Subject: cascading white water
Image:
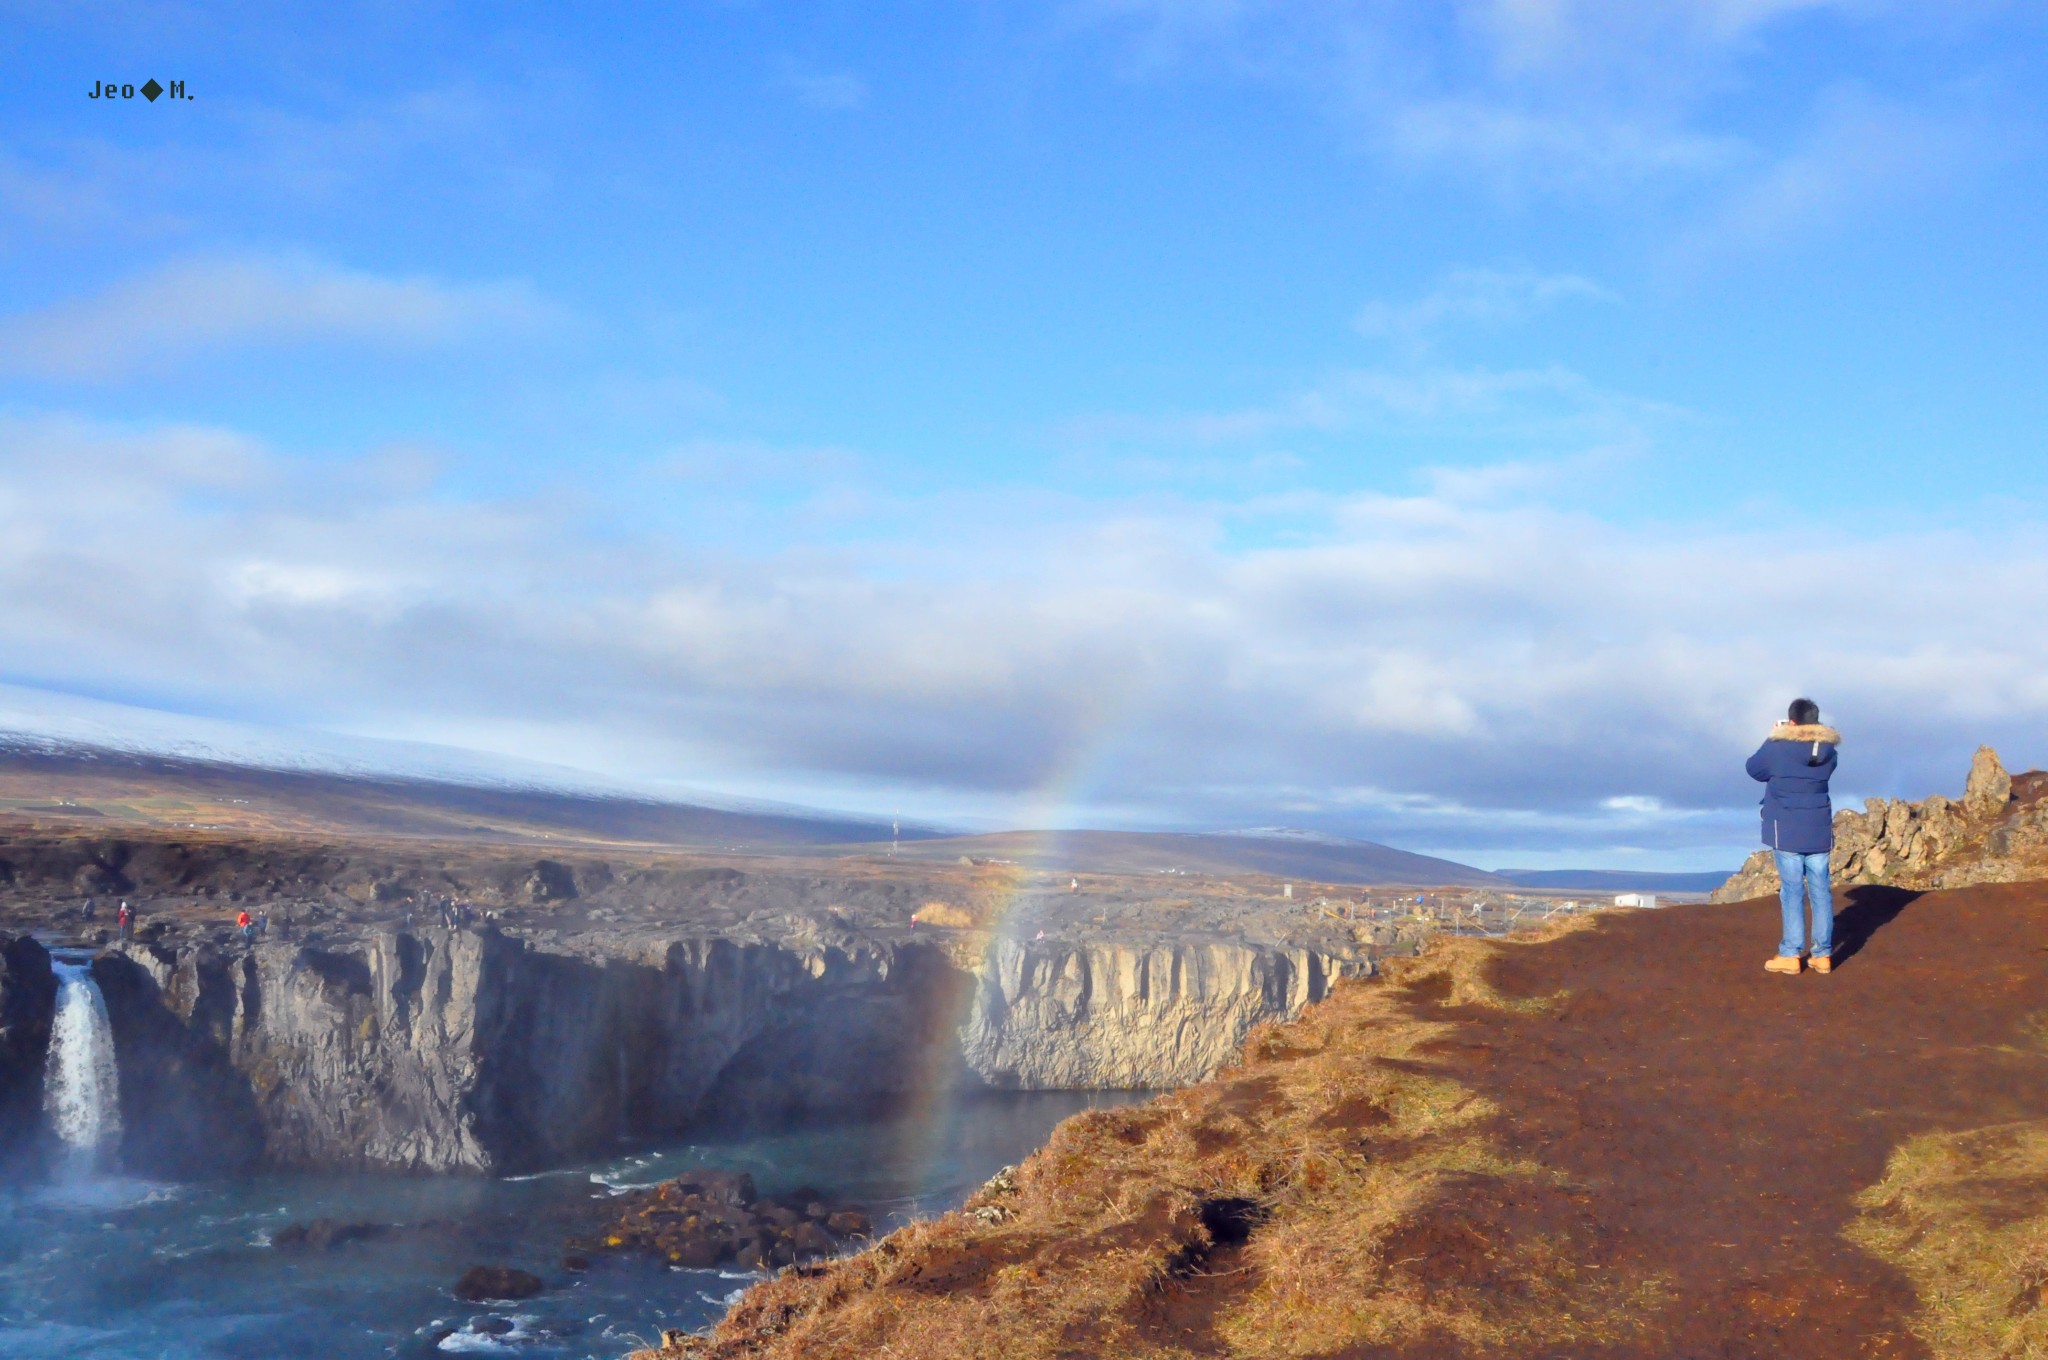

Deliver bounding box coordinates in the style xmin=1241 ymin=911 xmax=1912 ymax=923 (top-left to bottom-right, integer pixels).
xmin=44 ymin=960 xmax=122 ymax=1171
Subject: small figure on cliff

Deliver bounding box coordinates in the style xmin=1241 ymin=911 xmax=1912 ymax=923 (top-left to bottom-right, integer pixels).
xmin=257 ymin=909 xmax=269 ymax=936
xmin=117 ymin=901 xmax=131 ymax=940
xmin=1746 ymin=698 xmax=1840 ymax=975
xmin=237 ymin=907 xmax=254 ymax=944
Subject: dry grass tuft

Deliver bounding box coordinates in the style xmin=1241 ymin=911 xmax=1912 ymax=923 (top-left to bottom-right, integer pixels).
xmin=1846 ymin=1119 xmax=2048 ymax=1359
xmin=636 ymin=918 xmax=1654 ymax=1360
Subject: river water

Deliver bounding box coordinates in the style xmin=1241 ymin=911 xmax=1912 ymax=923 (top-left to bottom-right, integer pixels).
xmin=4 ymin=1004 xmax=1145 ymax=1360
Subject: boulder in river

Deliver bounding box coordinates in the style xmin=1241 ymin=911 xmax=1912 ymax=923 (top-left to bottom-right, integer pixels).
xmin=270 ymin=1219 xmax=389 ymax=1252
xmin=452 ymin=1265 xmax=545 ymax=1301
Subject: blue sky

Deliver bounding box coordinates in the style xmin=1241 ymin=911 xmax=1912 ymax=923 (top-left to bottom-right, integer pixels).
xmin=3 ymin=1 xmax=2047 ymax=869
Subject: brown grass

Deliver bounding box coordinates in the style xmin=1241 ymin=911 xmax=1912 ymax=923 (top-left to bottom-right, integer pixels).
xmin=633 ymin=914 xmax=1663 ymax=1360
xmin=1845 ymin=1119 xmax=2048 ymax=1359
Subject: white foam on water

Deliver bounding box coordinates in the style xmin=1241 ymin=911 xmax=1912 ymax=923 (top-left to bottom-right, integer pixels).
xmin=435 ymin=1313 xmax=542 ymax=1352
xmin=20 ymin=1176 xmax=174 ymax=1214
xmin=586 ymin=1152 xmax=659 ymax=1192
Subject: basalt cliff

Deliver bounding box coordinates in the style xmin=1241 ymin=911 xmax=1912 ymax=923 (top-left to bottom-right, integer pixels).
xmin=1714 ymin=745 xmax=2048 ymax=900
xmin=0 ymin=833 xmax=1370 ymax=1176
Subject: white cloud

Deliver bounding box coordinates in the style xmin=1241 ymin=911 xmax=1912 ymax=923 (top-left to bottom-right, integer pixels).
xmin=1673 ymin=84 xmax=1987 ymax=259
xmin=1354 ymin=267 xmax=1614 ymax=342
xmin=1068 ymin=0 xmax=2012 ymax=222
xmin=778 ymin=61 xmax=870 ymax=111
xmin=1061 ymin=360 xmax=1675 ymax=449
xmin=0 ymin=256 xmax=556 ymax=381
xmin=3 ymin=409 xmax=2047 ymax=865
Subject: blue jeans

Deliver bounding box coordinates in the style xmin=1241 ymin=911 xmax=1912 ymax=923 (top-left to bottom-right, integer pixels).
xmin=1775 ymin=850 xmax=1833 ymax=959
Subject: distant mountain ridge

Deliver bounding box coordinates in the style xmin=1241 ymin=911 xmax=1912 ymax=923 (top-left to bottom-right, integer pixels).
xmin=0 ymin=741 xmax=925 ymax=850
xmin=0 ymin=681 xmax=836 ymax=817
xmin=0 ymin=681 xmax=938 ymax=847
xmin=877 ymin=828 xmax=1503 ymax=887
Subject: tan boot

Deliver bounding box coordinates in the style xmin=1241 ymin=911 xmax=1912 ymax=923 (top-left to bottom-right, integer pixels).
xmin=1808 ymin=956 xmax=1832 ymax=974
xmin=1764 ymin=955 xmax=1803 ymax=974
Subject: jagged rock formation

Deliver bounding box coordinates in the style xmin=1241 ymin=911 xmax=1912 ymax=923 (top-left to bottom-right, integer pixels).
xmin=0 ymin=922 xmax=1361 ymax=1176
xmin=1715 ymin=746 xmax=2048 ymax=901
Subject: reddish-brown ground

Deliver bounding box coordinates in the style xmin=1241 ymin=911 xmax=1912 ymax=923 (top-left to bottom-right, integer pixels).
xmin=1419 ymin=881 xmax=2048 ymax=1358
xmin=648 ymin=883 xmax=2048 ymax=1360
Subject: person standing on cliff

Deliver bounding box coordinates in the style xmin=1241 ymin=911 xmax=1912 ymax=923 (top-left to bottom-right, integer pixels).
xmin=1746 ymin=698 xmax=1840 ymax=975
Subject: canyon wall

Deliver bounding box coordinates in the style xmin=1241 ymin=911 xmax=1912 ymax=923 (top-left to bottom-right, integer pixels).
xmin=962 ymin=938 xmax=1347 ymax=1089
xmin=0 ymin=925 xmax=1362 ymax=1176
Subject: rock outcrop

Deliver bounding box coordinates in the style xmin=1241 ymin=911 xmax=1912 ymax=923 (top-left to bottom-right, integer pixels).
xmin=1715 ymin=747 xmax=2048 ymax=901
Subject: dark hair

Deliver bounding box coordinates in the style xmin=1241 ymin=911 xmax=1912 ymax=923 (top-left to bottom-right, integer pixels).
xmin=1787 ymin=697 xmax=1820 ymax=725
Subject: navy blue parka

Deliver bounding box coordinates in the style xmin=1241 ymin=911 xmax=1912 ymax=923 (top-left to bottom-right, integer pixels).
xmin=1745 ymin=724 xmax=1840 ymax=855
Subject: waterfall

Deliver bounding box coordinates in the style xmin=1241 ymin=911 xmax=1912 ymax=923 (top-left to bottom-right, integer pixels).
xmin=44 ymin=960 xmax=122 ymax=1172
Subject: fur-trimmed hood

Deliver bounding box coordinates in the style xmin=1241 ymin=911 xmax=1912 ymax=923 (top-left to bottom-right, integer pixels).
xmin=1769 ymin=723 xmax=1840 ymax=745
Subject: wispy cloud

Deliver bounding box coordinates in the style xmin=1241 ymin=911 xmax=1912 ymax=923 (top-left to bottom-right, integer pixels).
xmin=0 ymin=256 xmax=558 ymax=381
xmin=1060 ymin=361 xmax=1674 ymax=450
xmin=1354 ymin=267 xmax=1614 ymax=343
xmin=778 ymin=61 xmax=870 ymax=111
xmin=1068 ymin=0 xmax=2014 ymax=227
xmin=1673 ymin=83 xmax=1993 ymax=260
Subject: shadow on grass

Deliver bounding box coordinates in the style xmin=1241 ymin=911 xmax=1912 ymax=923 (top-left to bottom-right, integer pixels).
xmin=1832 ymin=885 xmax=1923 ymax=966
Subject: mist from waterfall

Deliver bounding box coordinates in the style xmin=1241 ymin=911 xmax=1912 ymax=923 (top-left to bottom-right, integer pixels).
xmin=44 ymin=960 xmax=122 ymax=1173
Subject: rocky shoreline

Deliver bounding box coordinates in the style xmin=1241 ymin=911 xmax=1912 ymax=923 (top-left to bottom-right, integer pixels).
xmin=576 ymin=1169 xmax=872 ymax=1273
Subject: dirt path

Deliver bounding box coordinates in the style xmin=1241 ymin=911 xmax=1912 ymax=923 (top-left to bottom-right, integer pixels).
xmin=1411 ymin=883 xmax=2048 ymax=1358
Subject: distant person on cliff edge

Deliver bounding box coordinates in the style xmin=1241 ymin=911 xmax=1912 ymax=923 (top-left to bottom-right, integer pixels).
xmin=1746 ymin=698 xmax=1840 ymax=975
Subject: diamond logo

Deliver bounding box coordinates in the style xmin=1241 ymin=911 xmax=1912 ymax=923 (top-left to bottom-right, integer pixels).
xmin=141 ymin=79 xmax=163 ymax=102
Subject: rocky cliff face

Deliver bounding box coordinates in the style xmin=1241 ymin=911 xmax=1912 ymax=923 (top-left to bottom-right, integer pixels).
xmin=962 ymin=938 xmax=1347 ymax=1089
xmin=9 ymin=923 xmax=1360 ymax=1176
xmin=1715 ymin=747 xmax=2048 ymax=901
xmin=0 ymin=935 xmax=55 ymax=1168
